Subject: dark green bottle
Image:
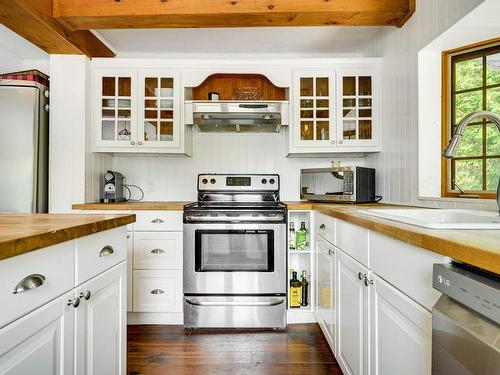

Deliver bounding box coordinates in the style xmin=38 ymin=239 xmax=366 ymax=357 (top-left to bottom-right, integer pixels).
xmin=301 ymin=270 xmax=309 ymax=306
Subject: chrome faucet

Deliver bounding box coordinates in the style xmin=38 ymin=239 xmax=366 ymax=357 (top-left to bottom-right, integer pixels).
xmin=443 ymin=110 xmax=500 ymax=215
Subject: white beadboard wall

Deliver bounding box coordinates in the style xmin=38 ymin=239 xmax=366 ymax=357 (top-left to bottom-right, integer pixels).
xmin=109 ymin=131 xmax=366 ymax=201
xmin=365 ymin=0 xmax=497 ymax=211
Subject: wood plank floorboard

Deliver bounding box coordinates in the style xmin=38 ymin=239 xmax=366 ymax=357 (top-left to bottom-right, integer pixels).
xmin=127 ymin=323 xmax=343 ymax=375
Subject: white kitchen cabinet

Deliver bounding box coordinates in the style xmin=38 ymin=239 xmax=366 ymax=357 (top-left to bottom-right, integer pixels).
xmin=92 ymin=68 xmax=191 ymax=154
xmin=314 ymin=235 xmax=336 ymax=350
xmin=336 ymin=250 xmax=370 ymax=375
xmin=288 ymin=65 xmax=381 ymax=156
xmin=93 ymin=68 xmax=138 ymax=149
xmin=133 ymin=231 xmax=183 ymax=270
xmin=0 ymin=291 xmax=74 ymax=375
xmin=336 ymin=68 xmax=379 ymax=147
xmin=370 ymin=275 xmax=431 ymax=375
xmin=75 ymin=263 xmax=126 ymax=375
xmin=133 ymin=270 xmax=183 ymax=313
xmin=127 ymin=232 xmax=133 ymax=312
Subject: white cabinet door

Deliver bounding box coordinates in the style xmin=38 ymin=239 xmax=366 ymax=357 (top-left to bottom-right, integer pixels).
xmin=292 ymin=71 xmax=336 ymax=148
xmin=336 ymin=67 xmax=379 ymax=147
xmin=0 ymin=291 xmax=74 ymax=375
xmin=137 ymin=70 xmax=181 ymax=149
xmin=75 ymin=263 xmax=126 ymax=375
xmin=127 ymin=232 xmax=133 ymax=312
xmin=93 ymin=68 xmax=138 ymax=150
xmin=337 ymin=250 xmax=369 ymax=375
xmin=370 ymin=275 xmax=432 ymax=375
xmin=314 ymin=235 xmax=335 ymax=350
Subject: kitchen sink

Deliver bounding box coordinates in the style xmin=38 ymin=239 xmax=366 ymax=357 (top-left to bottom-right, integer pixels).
xmin=357 ymin=208 xmax=500 ymax=229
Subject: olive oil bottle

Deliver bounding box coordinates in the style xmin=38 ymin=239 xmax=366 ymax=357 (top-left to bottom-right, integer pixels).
xmin=296 ymin=221 xmax=308 ymax=250
xmin=289 ymin=269 xmax=302 ymax=308
xmin=300 ymin=270 xmax=309 ymax=306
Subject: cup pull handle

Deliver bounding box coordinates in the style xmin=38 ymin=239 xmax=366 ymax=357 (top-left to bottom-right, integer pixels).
xmin=150 ymin=248 xmax=165 ymax=254
xmin=99 ymin=245 xmax=114 ymax=257
xmin=151 ymin=289 xmax=164 ymax=295
xmin=151 ymin=218 xmax=164 ymax=224
xmin=12 ymin=274 xmax=46 ymax=294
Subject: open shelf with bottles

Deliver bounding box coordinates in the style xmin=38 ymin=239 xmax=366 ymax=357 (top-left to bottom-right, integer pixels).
xmin=287 ymin=210 xmax=315 ymax=322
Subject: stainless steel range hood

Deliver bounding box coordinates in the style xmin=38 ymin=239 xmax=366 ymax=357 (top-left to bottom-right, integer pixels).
xmin=185 ymin=101 xmax=289 ymax=133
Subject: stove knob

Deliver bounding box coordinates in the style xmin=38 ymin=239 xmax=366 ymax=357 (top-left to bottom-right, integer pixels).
xmin=269 ymin=178 xmax=275 ymax=184
xmin=202 ymin=178 xmax=208 ymax=184
xmin=210 ymin=178 xmax=216 ymax=184
xmin=261 ymin=178 xmax=267 ymax=184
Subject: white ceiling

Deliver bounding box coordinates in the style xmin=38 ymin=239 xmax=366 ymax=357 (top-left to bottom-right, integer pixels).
xmin=95 ymin=26 xmax=382 ymax=56
xmin=0 ymin=24 xmax=48 ymax=60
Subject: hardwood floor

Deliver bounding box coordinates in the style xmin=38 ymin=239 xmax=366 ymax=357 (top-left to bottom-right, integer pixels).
xmin=127 ymin=323 xmax=343 ymax=375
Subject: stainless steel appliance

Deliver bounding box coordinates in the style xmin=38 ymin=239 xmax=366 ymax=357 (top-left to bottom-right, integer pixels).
xmin=185 ymin=101 xmax=289 ymax=133
xmin=101 ymin=170 xmax=126 ymax=202
xmin=300 ymin=166 xmax=376 ymax=203
xmin=183 ymin=174 xmax=287 ymax=328
xmin=432 ymin=263 xmax=500 ymax=374
xmin=0 ymin=71 xmax=49 ymax=213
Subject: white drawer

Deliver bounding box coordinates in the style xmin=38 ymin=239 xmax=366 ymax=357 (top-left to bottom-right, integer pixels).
xmin=0 ymin=241 xmax=75 ymax=328
xmin=314 ymin=212 xmax=335 ymax=245
xmin=133 ymin=232 xmax=182 ymax=270
xmin=75 ymin=227 xmax=127 ymax=285
xmin=133 ymin=211 xmax=183 ymax=231
xmin=77 ymin=210 xmax=134 ymax=230
xmin=133 ymin=270 xmax=183 ymax=312
xmin=335 ymin=219 xmax=369 ymax=267
xmin=370 ymin=231 xmax=445 ymax=310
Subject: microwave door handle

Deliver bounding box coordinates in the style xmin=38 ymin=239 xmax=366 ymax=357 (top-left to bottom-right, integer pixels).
xmin=185 ymin=298 xmax=284 ymax=307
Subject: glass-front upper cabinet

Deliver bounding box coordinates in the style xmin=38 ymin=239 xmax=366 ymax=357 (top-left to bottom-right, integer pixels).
xmin=336 ymin=68 xmax=378 ymax=146
xmin=293 ymin=71 xmax=335 ymax=146
xmin=138 ymin=70 xmax=180 ymax=148
xmin=94 ymin=69 xmax=137 ymax=147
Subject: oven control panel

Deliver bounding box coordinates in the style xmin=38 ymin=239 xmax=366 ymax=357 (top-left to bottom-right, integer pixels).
xmin=198 ymin=174 xmax=280 ymax=191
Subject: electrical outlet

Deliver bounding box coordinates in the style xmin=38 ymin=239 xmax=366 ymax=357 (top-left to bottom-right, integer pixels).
xmin=147 ymin=181 xmax=155 ymax=193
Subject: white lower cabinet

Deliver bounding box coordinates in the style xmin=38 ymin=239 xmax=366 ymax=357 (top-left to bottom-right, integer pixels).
xmin=314 ymin=235 xmax=336 ymax=350
xmin=133 ymin=270 xmax=183 ymax=313
xmin=336 ymin=250 xmax=370 ymax=375
xmin=0 ymin=291 xmax=74 ymax=375
xmin=370 ymin=275 xmax=431 ymax=375
xmin=75 ymin=263 xmax=126 ymax=375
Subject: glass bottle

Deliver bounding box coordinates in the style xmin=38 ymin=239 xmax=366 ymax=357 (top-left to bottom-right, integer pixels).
xmin=289 ymin=222 xmax=296 ymax=250
xmin=289 ymin=269 xmax=302 ymax=308
xmin=300 ymin=270 xmax=309 ymax=307
xmin=296 ymin=221 xmax=308 ymax=250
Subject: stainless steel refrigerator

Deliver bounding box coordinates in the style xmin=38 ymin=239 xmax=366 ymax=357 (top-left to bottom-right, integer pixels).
xmin=0 ymin=76 xmax=49 ymax=213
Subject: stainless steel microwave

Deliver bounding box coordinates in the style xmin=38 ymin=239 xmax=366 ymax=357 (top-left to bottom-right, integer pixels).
xmin=300 ymin=167 xmax=376 ymax=203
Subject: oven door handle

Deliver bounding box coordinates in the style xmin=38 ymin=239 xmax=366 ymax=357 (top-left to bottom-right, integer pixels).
xmin=184 ymin=297 xmax=285 ymax=307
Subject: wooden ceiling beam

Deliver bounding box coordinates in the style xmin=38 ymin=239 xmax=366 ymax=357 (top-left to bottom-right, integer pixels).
xmin=0 ymin=0 xmax=114 ymax=58
xmin=53 ymin=0 xmax=416 ymax=30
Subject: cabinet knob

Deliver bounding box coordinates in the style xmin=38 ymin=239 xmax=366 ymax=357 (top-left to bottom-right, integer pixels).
xmin=138 ymin=141 xmax=143 ymax=145
xmin=67 ymin=297 xmax=80 ymax=308
xmin=130 ymin=141 xmax=135 ymax=145
xmin=126 ymin=233 xmax=131 ymax=239
xmin=150 ymin=289 xmax=164 ymax=295
xmin=12 ymin=274 xmax=46 ymax=294
xmin=331 ymin=140 xmax=336 ymax=144
xmin=364 ymin=276 xmax=373 ymax=287
xmin=358 ymin=272 xmax=364 ymax=281
xmin=319 ymin=224 xmax=326 ymax=230
xmin=80 ymin=291 xmax=91 ymax=300
xmin=339 ymin=140 xmax=344 ymax=144
xmin=328 ymin=249 xmax=334 ymax=256
xmin=99 ymin=245 xmax=114 ymax=257
xmin=150 ymin=248 xmax=165 ymax=254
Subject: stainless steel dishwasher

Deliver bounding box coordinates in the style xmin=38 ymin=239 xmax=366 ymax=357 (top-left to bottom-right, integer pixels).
xmin=432 ymin=263 xmax=500 ymax=374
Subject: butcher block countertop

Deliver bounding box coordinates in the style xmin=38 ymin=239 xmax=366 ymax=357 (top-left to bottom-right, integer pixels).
xmin=0 ymin=213 xmax=135 ymax=261
xmin=288 ymin=201 xmax=500 ymax=275
xmin=72 ymin=201 xmax=191 ymax=211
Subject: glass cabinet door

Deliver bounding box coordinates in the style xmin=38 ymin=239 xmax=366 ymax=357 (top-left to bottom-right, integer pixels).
xmin=138 ymin=71 xmax=180 ymax=148
xmin=96 ymin=71 xmax=137 ymax=146
xmin=337 ymin=69 xmax=377 ymax=145
xmin=295 ymin=72 xmax=334 ymax=144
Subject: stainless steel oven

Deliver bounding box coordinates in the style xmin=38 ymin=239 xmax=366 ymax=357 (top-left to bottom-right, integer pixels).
xmin=183 ymin=174 xmax=287 ymax=329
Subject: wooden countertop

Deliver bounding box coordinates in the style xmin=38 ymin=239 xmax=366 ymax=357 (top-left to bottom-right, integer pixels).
xmin=0 ymin=213 xmax=135 ymax=261
xmin=289 ymin=202 xmax=500 ymax=275
xmin=72 ymin=201 xmax=191 ymax=211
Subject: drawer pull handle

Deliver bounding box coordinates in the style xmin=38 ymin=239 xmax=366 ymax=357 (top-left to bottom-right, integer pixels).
xmin=151 ymin=218 xmax=164 ymax=224
xmin=99 ymin=245 xmax=114 ymax=257
xmin=185 ymin=297 xmax=284 ymax=307
xmin=150 ymin=248 xmax=165 ymax=254
xmin=319 ymin=224 xmax=326 ymax=230
xmin=12 ymin=274 xmax=46 ymax=294
xmin=150 ymin=289 xmax=164 ymax=295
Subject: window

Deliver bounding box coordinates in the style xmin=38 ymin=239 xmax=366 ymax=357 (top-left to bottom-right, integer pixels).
xmin=442 ymin=40 xmax=500 ymax=198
